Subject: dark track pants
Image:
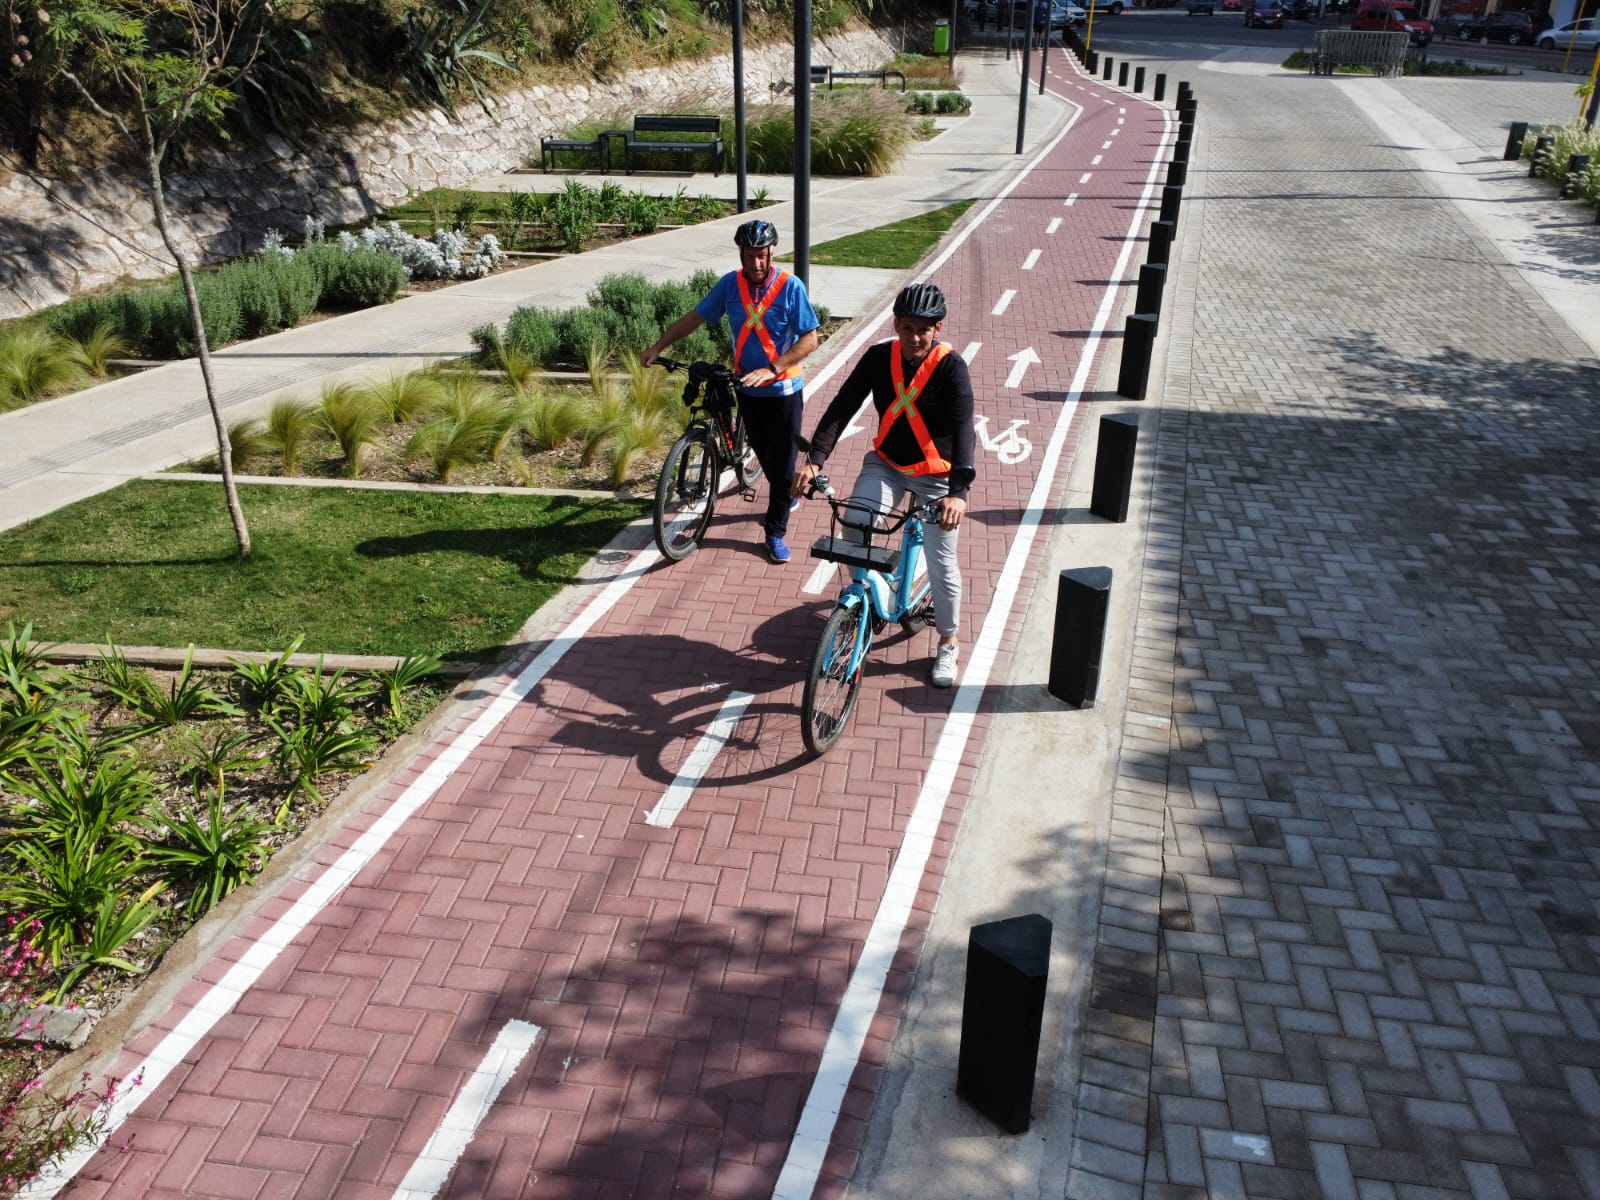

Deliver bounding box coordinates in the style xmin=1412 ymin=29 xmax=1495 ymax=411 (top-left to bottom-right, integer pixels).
xmin=736 ymin=389 xmax=803 ymax=539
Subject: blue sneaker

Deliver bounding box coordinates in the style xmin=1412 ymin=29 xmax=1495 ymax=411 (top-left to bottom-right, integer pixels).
xmin=790 ymin=498 xmax=801 ymax=512
xmin=766 ymin=536 xmax=790 ymax=564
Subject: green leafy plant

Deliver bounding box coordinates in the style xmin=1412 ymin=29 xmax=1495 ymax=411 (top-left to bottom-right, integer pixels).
xmin=279 ymin=660 xmax=377 ymax=731
xmin=270 ymin=722 xmax=377 ymax=818
xmin=95 ymin=644 xmax=238 ymax=727
xmin=175 ymin=727 xmax=268 ymax=791
xmin=143 ymin=791 xmax=270 ymax=917
xmin=2 ymin=732 xmax=155 ymax=851
xmin=396 ymin=0 xmax=514 ymax=118
xmin=51 ymin=884 xmax=166 ymax=1000
xmin=373 ymin=654 xmax=443 ymax=717
xmin=229 ymin=635 xmax=305 ymax=712
xmin=0 ymin=831 xmax=148 ymax=971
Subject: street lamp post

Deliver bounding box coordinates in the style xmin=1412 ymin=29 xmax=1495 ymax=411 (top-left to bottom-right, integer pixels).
xmin=733 ymin=0 xmax=747 ymax=212
xmin=795 ymin=0 xmax=812 ymax=289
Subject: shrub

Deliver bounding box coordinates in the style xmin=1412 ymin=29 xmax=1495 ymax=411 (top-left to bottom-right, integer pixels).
xmin=301 ymin=243 xmax=406 ymax=309
xmin=496 ymin=307 xmax=563 ymax=366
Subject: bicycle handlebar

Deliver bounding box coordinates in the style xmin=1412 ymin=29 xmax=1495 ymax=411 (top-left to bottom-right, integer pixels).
xmin=804 ymin=474 xmax=942 ymax=530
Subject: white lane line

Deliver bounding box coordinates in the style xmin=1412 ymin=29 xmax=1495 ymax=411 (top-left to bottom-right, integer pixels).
xmin=1078 ymin=171 xmax=1093 ymax=183
xmin=772 ymin=85 xmax=1177 ymax=1200
xmin=992 ymin=289 xmax=1017 ymax=316
xmin=1091 ymin=154 xmax=1103 ymax=166
xmin=1046 ymin=217 xmax=1061 ymax=235
xmin=1101 ymin=140 xmax=1113 ymax=150
xmin=1065 ymin=192 xmax=1079 ymax=206
xmin=1021 ymin=249 xmax=1041 ymax=270
xmin=392 ymin=1021 xmax=542 ymax=1200
xmin=802 ymin=560 xmax=838 ymax=595
xmin=960 ymin=340 xmax=982 ymax=363
xmin=643 ymin=691 xmax=755 ymax=827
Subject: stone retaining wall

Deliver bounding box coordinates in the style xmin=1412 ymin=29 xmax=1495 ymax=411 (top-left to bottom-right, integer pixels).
xmin=0 ymin=25 xmax=904 ymax=320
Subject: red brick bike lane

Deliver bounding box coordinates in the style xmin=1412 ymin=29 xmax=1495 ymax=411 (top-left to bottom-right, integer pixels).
xmin=43 ymin=61 xmax=1174 ymax=1200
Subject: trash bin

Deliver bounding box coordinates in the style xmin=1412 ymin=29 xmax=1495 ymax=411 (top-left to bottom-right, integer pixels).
xmin=934 ymin=17 xmax=951 ymax=53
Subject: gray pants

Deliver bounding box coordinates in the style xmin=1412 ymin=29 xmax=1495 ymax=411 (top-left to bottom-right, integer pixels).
xmin=842 ymin=451 xmax=963 ymax=639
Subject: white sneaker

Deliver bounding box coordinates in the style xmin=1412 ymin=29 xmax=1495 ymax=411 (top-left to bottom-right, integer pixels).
xmin=931 ymin=642 xmax=960 ymax=689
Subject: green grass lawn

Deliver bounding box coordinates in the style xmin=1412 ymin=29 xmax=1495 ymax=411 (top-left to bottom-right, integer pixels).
xmin=788 ymin=200 xmax=977 ymax=271
xmin=0 ymin=481 xmax=647 ymax=661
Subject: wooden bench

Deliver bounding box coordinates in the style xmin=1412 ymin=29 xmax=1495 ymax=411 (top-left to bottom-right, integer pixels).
xmin=1310 ymin=29 xmax=1411 ymax=75
xmin=622 ymin=115 xmax=725 ymax=176
xmin=538 ymin=134 xmax=602 ymax=173
xmin=825 ymin=69 xmax=908 ymax=93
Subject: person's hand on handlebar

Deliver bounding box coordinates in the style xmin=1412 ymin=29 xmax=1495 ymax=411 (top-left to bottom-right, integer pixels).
xmin=936 ymin=495 xmax=966 ymax=532
xmin=640 ymin=346 xmax=664 ymax=368
xmin=792 ymin=461 xmax=821 ymax=498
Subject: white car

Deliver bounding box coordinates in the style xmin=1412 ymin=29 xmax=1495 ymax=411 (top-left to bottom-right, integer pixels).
xmin=1053 ymin=1 xmax=1089 ymax=27
xmin=1536 ymin=18 xmax=1600 ymax=50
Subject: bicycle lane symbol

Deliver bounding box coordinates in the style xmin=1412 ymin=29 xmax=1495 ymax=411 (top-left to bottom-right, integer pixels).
xmin=974 ymin=414 xmax=1032 ymax=465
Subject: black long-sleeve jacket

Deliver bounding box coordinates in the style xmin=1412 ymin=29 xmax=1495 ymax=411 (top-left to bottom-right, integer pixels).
xmin=804 ymin=342 xmax=976 ymax=501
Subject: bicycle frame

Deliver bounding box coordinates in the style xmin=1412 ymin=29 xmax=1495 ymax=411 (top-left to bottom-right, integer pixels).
xmin=819 ymin=499 xmax=934 ymax=681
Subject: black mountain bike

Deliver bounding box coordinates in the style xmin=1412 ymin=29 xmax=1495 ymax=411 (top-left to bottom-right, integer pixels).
xmin=651 ymin=358 xmax=763 ymax=561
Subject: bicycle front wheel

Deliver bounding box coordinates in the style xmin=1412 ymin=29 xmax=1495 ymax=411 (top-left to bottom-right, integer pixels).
xmin=729 ymin=405 xmax=764 ymax=490
xmin=653 ymin=431 xmax=717 ymax=561
xmin=802 ymin=604 xmax=868 ymax=756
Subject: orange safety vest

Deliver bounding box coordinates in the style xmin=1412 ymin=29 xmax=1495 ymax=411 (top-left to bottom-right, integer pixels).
xmin=734 ymin=269 xmax=797 ymax=382
xmin=875 ymin=342 xmax=953 ymax=476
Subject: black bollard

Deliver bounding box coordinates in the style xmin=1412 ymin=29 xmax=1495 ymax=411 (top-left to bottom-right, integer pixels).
xmin=1090 ymin=413 xmax=1140 ymax=523
xmin=1048 ymin=568 xmax=1112 ymax=706
xmin=1119 ymin=61 xmax=1129 ymax=88
xmin=1167 ymin=157 xmax=1187 ymax=188
xmin=1135 ymin=262 xmax=1167 ymax=315
xmin=1134 ymin=66 xmax=1145 ymax=93
xmin=1087 ymin=48 xmax=1098 ymax=72
xmin=1561 ymin=155 xmax=1590 ymax=199
xmin=1117 ymin=313 xmax=1158 ymax=400
xmin=1160 ymin=184 xmax=1182 ymax=224
xmin=956 ymin=914 xmax=1053 ymax=1134
xmin=1531 ymin=135 xmax=1553 ymax=178
xmin=1176 ymin=126 xmax=1192 ymax=153
xmin=1103 ymin=55 xmax=1114 ymax=80
xmin=1154 ymin=72 xmax=1167 ymax=103
xmin=1503 ymin=121 xmax=1529 ymax=161
xmin=1147 ymin=218 xmax=1175 ymax=266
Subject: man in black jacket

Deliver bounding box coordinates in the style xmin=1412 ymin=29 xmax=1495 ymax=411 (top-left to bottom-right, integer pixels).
xmin=792 ymin=282 xmax=976 ymax=688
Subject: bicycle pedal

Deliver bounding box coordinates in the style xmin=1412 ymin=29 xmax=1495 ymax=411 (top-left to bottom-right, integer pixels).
xmin=739 ymin=486 xmax=757 ymax=503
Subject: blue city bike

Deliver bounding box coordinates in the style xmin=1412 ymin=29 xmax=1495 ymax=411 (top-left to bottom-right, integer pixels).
xmin=651 ymin=358 xmax=763 ymax=561
xmin=798 ymin=463 xmax=976 ymax=755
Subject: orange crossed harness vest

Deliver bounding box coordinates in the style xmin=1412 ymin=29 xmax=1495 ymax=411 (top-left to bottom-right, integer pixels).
xmin=735 ymin=269 xmax=798 ymax=383
xmin=875 ymin=341 xmax=953 ymax=476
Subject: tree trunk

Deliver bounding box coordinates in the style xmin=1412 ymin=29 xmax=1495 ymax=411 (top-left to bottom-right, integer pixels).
xmin=144 ymin=148 xmax=252 ymax=559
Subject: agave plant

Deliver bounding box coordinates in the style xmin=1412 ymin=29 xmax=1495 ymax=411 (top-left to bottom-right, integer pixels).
xmin=397 ymin=0 xmax=514 ymax=119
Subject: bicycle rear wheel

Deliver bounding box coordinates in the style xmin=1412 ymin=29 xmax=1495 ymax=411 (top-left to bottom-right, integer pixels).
xmin=729 ymin=403 xmax=764 ymax=490
xmin=802 ymin=604 xmax=868 ymax=756
xmin=653 ymin=430 xmax=717 ymax=560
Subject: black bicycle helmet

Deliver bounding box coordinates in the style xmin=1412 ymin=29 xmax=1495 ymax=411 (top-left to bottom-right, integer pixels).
xmin=733 ymin=219 xmax=779 ymax=249
xmin=893 ymin=282 xmax=947 ymax=321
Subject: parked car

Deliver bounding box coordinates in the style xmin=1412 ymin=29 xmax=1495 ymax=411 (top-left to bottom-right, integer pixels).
xmin=1281 ymin=0 xmax=1313 ymax=18
xmin=1221 ymin=0 xmax=1243 ymax=9
xmin=1350 ymin=0 xmax=1433 ymax=43
xmin=1052 ymin=1 xmax=1090 ymax=28
xmin=1454 ymin=10 xmax=1538 ymax=42
xmin=1243 ymin=0 xmax=1285 ymax=25
xmin=1537 ymin=17 xmax=1600 ymax=49
xmin=1188 ymin=0 xmax=1216 ymax=13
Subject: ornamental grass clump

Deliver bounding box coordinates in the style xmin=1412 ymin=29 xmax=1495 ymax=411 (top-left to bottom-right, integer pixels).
xmin=0 ymin=326 xmax=86 ymax=412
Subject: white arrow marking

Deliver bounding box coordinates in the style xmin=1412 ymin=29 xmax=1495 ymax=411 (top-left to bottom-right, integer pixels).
xmin=1004 ymin=348 xmax=1041 ymax=389
xmin=1022 ymin=249 xmax=1041 ymax=270
xmin=644 ymin=691 xmax=755 ymax=827
xmin=392 ymin=1021 xmax=542 ymax=1200
xmin=992 ymin=289 xmax=1017 ymax=316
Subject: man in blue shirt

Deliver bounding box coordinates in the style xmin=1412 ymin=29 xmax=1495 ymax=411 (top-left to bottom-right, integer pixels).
xmin=643 ymin=220 xmax=821 ymax=564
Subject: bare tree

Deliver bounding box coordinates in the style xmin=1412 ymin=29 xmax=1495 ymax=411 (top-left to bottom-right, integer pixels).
xmin=45 ymin=0 xmax=266 ymax=557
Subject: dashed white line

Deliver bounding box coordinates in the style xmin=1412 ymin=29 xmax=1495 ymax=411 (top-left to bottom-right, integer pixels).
xmin=802 ymin=560 xmax=838 ymax=595
xmin=1091 ymin=155 xmax=1103 ymax=166
xmin=1101 ymin=140 xmax=1113 ymax=150
xmin=992 ymin=289 xmax=1017 ymax=316
xmin=1046 ymin=217 xmax=1061 ymax=235
xmin=643 ymin=690 xmax=755 ymax=827
xmin=1078 ymin=172 xmax=1092 ymax=183
xmin=1065 ymin=192 xmax=1079 ymax=206
xmin=960 ymin=340 xmax=982 ymax=363
xmin=1021 ymin=249 xmax=1041 ymax=270
xmin=392 ymin=1021 xmax=542 ymax=1200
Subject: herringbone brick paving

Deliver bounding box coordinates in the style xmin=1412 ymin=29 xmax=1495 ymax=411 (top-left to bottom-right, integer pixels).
xmin=51 ymin=61 xmax=1172 ymax=1200
xmin=1080 ymin=62 xmax=1600 ymax=1200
